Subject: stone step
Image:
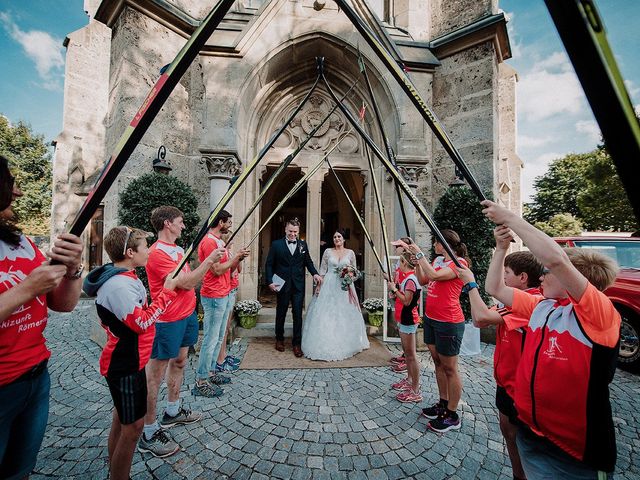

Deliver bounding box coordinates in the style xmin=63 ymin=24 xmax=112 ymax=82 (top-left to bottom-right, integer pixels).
xmin=235 ymin=321 xmax=291 ymax=338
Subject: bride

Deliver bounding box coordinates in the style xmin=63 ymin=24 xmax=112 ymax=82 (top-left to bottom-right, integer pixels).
xmin=302 ymin=229 xmax=370 ymax=361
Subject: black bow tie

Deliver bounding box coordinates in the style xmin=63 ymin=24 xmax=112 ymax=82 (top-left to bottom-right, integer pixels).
xmin=287 ymin=240 xmax=297 ymax=244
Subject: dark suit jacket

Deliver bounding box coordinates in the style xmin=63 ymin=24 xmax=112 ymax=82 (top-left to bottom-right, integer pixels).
xmin=265 ymin=238 xmax=319 ymax=292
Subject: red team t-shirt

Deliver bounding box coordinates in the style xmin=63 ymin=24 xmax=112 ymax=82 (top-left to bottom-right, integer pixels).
xmin=146 ymin=241 xmax=196 ymax=322
xmin=0 ymin=236 xmax=50 ymax=385
xmin=425 ymin=256 xmax=467 ymax=323
xmin=199 ymin=233 xmax=231 ymax=299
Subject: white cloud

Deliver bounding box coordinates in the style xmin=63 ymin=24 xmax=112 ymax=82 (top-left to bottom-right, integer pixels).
xmin=517 ymin=52 xmax=584 ymax=121
xmin=0 ymin=12 xmax=64 ymax=91
xmin=521 ymin=151 xmax=563 ymax=202
xmin=518 ymin=134 xmax=554 ymax=149
xmin=575 ymin=119 xmax=601 ymax=143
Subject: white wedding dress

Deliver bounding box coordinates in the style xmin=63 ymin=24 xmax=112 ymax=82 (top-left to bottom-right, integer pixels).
xmin=302 ymin=248 xmax=370 ymax=361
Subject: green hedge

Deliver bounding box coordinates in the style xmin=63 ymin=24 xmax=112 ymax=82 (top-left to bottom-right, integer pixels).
xmin=118 ymin=172 xmax=200 ymax=292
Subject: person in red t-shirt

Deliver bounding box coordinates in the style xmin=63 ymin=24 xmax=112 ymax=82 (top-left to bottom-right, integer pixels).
xmin=388 ymin=252 xmax=422 ymax=403
xmin=401 ymin=229 xmax=469 ymax=433
xmin=0 ymin=155 xmax=83 ymax=479
xmin=482 ymin=201 xmax=620 ymax=478
xmin=193 ymin=211 xmax=248 ymax=397
xmin=216 ymin=230 xmax=242 ymax=370
xmin=458 ymin=241 xmax=543 ymax=480
xmin=83 ymin=226 xmax=179 ymax=480
xmin=139 ymin=206 xmax=224 ymax=458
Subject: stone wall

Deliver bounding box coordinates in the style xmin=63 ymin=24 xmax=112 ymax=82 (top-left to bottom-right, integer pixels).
xmin=429 ymin=0 xmax=497 ymax=38
xmin=53 ymin=0 xmax=516 ymax=303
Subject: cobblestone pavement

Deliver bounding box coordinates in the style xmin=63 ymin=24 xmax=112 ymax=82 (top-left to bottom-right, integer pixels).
xmin=33 ymin=303 xmax=639 ymax=479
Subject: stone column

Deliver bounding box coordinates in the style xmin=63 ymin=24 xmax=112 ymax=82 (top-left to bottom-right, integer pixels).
xmin=387 ymin=162 xmax=428 ymax=239
xmin=200 ymin=152 xmax=242 ymax=209
xmin=304 ymin=163 xmax=325 ymax=308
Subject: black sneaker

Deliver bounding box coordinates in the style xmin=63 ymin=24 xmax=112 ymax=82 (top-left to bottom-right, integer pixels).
xmin=421 ymin=402 xmax=445 ymax=420
xmin=428 ymin=412 xmax=461 ymax=433
xmin=208 ymin=373 xmax=231 ymax=385
xmin=192 ymin=382 xmax=224 ymax=398
xmin=160 ymin=407 xmax=202 ymax=427
xmin=137 ymin=429 xmax=179 ymax=457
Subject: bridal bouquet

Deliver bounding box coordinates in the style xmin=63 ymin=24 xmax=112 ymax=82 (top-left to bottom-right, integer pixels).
xmin=335 ymin=265 xmax=361 ymax=290
xmin=335 ymin=265 xmax=361 ymax=306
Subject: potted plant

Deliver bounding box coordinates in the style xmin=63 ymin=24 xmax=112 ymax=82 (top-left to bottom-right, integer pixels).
xmin=362 ymin=298 xmax=384 ymax=327
xmin=234 ymin=300 xmax=262 ymax=329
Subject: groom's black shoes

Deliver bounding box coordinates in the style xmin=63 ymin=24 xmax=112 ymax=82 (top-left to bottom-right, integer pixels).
xmin=293 ymin=345 xmax=303 ymax=358
xmin=275 ymin=340 xmax=285 ymax=352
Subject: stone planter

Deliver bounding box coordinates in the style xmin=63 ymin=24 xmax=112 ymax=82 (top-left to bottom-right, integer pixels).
xmin=367 ymin=311 xmax=383 ymax=327
xmin=238 ymin=313 xmax=258 ymax=329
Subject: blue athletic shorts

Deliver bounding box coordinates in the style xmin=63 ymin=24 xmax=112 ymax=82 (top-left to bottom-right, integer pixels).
xmin=151 ymin=310 xmax=199 ymax=360
xmin=398 ymin=323 xmax=419 ymax=335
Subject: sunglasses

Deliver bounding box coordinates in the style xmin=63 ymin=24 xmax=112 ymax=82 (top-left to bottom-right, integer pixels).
xmin=123 ymin=227 xmax=133 ymax=256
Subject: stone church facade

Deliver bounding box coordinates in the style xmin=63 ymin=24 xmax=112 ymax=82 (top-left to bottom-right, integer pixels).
xmin=52 ymin=0 xmax=519 ymax=304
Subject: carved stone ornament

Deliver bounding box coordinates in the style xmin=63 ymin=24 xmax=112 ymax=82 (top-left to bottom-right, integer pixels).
xmin=200 ymin=154 xmax=242 ymax=178
xmin=385 ymin=163 xmax=428 ymax=186
xmin=280 ymin=94 xmax=353 ymax=153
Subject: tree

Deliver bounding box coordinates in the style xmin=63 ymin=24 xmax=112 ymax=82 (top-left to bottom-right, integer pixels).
xmin=432 ymin=186 xmax=495 ymax=319
xmin=118 ymin=172 xmax=200 ymax=248
xmin=524 ymin=153 xmax=590 ymax=225
xmin=534 ymin=213 xmax=583 ymax=237
xmin=525 ymin=147 xmax=638 ymax=232
xmin=0 ymin=115 xmax=52 ymax=235
xmin=577 ymin=147 xmax=639 ymax=231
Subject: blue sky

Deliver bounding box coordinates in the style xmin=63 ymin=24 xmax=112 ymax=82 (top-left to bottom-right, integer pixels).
xmin=0 ymin=0 xmax=638 ymax=202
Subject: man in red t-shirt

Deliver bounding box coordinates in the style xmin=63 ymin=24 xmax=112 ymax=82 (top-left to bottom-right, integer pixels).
xmin=193 ymin=210 xmax=248 ymax=397
xmin=139 ymin=206 xmax=224 ymax=458
xmin=458 ymin=242 xmax=543 ymax=480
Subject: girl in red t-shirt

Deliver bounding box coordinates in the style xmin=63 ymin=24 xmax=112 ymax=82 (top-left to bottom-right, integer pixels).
xmin=388 ymin=252 xmax=422 ymax=403
xmin=403 ymin=229 xmax=470 ymax=433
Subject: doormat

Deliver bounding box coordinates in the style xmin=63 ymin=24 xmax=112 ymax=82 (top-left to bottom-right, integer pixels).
xmin=239 ymin=336 xmax=393 ymax=370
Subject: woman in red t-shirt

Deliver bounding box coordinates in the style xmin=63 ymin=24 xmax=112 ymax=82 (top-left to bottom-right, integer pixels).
xmin=0 ymin=155 xmax=83 ymax=478
xmin=402 ymin=229 xmax=470 ymax=433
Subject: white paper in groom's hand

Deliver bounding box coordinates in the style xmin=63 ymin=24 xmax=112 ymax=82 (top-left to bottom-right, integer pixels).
xmin=272 ymin=274 xmax=285 ymax=292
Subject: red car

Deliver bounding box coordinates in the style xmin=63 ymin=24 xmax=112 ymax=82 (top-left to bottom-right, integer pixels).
xmin=555 ymin=236 xmax=640 ymax=371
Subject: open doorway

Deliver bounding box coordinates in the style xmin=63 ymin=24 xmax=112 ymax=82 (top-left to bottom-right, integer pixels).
xmin=258 ymin=167 xmax=305 ymax=307
xmin=321 ymin=169 xmax=366 ymax=302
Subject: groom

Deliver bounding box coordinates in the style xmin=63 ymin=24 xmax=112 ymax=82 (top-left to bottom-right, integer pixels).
xmin=265 ymin=218 xmax=323 ymax=357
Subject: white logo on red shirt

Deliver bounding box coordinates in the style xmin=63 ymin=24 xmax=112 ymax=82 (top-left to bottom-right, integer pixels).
xmin=543 ymin=336 xmax=567 ymax=360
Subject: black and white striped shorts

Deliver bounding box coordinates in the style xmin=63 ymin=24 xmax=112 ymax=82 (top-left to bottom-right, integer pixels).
xmin=106 ymin=369 xmax=147 ymax=425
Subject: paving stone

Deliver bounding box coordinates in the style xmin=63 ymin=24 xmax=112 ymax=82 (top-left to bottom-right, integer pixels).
xmin=34 ymin=313 xmax=640 ymax=480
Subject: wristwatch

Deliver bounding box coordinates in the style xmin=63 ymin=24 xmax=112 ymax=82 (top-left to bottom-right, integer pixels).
xmin=65 ymin=264 xmax=84 ymax=280
xmin=461 ymin=281 xmax=478 ymax=294
xmin=415 ymin=252 xmax=425 ymax=261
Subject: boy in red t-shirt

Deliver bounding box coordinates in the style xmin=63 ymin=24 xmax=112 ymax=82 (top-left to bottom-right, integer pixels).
xmin=140 ymin=206 xmax=224 ymax=458
xmin=458 ymin=237 xmax=543 ymax=480
xmin=481 ymin=201 xmax=620 ymax=478
xmin=83 ymin=227 xmax=179 ymax=480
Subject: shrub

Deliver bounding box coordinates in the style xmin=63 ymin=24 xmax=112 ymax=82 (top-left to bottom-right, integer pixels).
xmin=119 ymin=172 xmax=200 ymax=247
xmin=118 ymin=172 xmax=200 ymax=292
xmin=432 ymin=186 xmax=495 ymax=319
